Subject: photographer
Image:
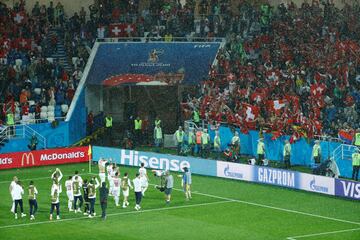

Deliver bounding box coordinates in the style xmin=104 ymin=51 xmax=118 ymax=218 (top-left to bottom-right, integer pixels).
xmin=164 ymin=171 xmax=174 ymax=204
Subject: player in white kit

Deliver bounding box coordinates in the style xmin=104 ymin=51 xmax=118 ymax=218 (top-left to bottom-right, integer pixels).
xmin=121 ymin=172 xmax=133 ymax=208
xmin=106 ymin=163 xmax=114 ymax=196
xmin=98 ymin=158 xmax=108 ymax=183
xmin=139 ymin=163 xmax=149 ymax=196
xmin=9 ymin=176 xmax=18 ymax=213
xmin=112 ymin=172 xmax=121 ymax=207
xmin=65 ymin=176 xmax=74 ymax=211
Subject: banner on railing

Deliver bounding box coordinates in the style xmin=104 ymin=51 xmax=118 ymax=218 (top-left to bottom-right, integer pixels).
xmin=0 ymin=146 xmax=90 ymax=170
xmin=335 ymin=178 xmax=360 ymax=200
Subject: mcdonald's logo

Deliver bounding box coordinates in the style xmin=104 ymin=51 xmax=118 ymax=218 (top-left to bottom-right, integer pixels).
xmin=21 ymin=152 xmax=35 ymax=166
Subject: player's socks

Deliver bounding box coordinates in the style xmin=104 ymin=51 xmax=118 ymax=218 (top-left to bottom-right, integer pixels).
xmin=21 ymin=213 xmax=26 ymax=218
xmin=49 ymin=214 xmax=53 ymax=220
xmin=56 ymin=215 xmax=60 ymax=220
xmin=14 ymin=214 xmax=18 ymax=219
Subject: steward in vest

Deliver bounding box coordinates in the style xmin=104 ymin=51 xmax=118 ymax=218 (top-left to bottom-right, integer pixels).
xmin=231 ymin=132 xmax=240 ymax=158
xmin=312 ymin=140 xmax=321 ymax=164
xmin=134 ymin=116 xmax=143 ymax=146
xmin=155 ymin=116 xmax=161 ymax=128
xmin=187 ymin=127 xmax=195 ymax=156
xmin=213 ymin=131 xmax=221 ymax=159
xmin=352 ymin=148 xmax=360 ymax=181
xmin=193 ymin=109 xmax=200 ymax=125
xmin=6 ymin=112 xmax=15 ymax=136
xmin=283 ymin=140 xmax=291 ymax=169
xmin=257 ymin=138 xmax=265 ymax=165
xmin=195 ymin=128 xmax=202 ymax=156
xmin=174 ymin=126 xmax=185 ymax=155
xmin=354 ymin=129 xmax=360 ymax=147
xmin=201 ymin=129 xmax=210 ymax=158
xmin=153 ymin=125 xmax=163 ymax=151
xmin=104 ymin=114 xmax=113 ymax=144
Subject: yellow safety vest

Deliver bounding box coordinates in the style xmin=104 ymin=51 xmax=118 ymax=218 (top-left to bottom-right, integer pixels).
xmin=105 ymin=117 xmax=112 ymax=128
xmin=188 ymin=132 xmax=194 ymax=144
xmin=355 ymin=133 xmax=360 ymax=146
xmin=6 ymin=113 xmax=14 ymax=125
xmin=155 ymin=119 xmax=161 ymax=127
xmin=214 ymin=136 xmax=221 ymax=148
xmin=257 ymin=142 xmax=264 ymax=154
xmin=201 ymin=133 xmax=209 ymax=145
xmin=193 ymin=110 xmax=200 ymax=123
xmin=352 ymin=153 xmax=360 ymax=166
xmin=134 ymin=120 xmax=142 ymax=130
xmin=176 ymin=130 xmax=184 ymax=143
xmin=313 ymin=145 xmax=320 ymax=157
xmin=154 ymin=127 xmax=162 ymax=139
xmin=283 ymin=143 xmax=291 ymax=156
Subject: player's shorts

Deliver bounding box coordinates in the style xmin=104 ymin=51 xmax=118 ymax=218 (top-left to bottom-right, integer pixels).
xmin=67 ymin=191 xmax=74 ymax=201
xmin=99 ymin=173 xmax=106 ymax=183
xmin=107 ymin=175 xmax=112 ymax=182
xmin=112 ymin=188 xmax=120 ymax=197
xmin=122 ymin=188 xmax=129 ymax=197
xmin=183 ymin=184 xmax=190 ymax=192
xmin=165 ymin=188 xmax=172 ymax=195
xmin=140 ymin=177 xmax=148 ymax=187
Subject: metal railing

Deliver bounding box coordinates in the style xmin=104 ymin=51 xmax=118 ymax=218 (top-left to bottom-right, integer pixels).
xmin=0 ymin=124 xmax=47 ymax=149
xmin=332 ymin=144 xmax=358 ymax=162
xmin=96 ymin=37 xmax=225 ymax=43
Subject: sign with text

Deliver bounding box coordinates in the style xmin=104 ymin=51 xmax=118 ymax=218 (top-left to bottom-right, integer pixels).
xmin=0 ymin=146 xmax=89 ymax=170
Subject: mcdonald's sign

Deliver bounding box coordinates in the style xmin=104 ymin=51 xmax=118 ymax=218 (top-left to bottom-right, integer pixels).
xmin=21 ymin=152 xmax=35 ymax=166
xmin=0 ymin=146 xmax=90 ymax=170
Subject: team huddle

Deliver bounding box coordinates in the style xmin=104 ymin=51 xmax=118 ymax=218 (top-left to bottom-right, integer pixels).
xmin=8 ymin=159 xmax=192 ymax=221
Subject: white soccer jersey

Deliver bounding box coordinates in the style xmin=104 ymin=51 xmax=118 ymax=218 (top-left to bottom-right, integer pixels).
xmin=10 ymin=181 xmax=17 ymax=199
xmin=139 ymin=167 xmax=147 ymax=178
xmin=98 ymin=159 xmax=107 ymax=173
xmin=65 ymin=180 xmax=73 ymax=192
xmin=113 ymin=177 xmax=121 ymax=190
xmin=106 ymin=165 xmax=113 ymax=177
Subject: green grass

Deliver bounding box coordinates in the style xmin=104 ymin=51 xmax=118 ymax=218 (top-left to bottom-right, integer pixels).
xmin=0 ymin=163 xmax=359 ymax=240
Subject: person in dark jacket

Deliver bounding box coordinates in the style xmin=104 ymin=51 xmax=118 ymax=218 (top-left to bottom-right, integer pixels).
xmin=99 ymin=182 xmax=108 ymax=220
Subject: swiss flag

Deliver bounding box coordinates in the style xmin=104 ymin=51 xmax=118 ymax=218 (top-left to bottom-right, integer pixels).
xmin=16 ymin=38 xmax=32 ymax=50
xmin=310 ymin=83 xmax=326 ymax=97
xmin=250 ymin=92 xmax=266 ymax=103
xmin=123 ymin=24 xmax=136 ymax=36
xmin=243 ymin=103 xmax=260 ymax=121
xmin=267 ymin=100 xmax=287 ymax=114
xmin=109 ymin=23 xmax=124 ymax=37
xmin=12 ymin=11 xmax=26 ymax=24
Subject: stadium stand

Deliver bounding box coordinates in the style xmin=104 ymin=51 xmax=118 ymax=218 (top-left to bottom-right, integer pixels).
xmin=0 ymin=0 xmax=359 ymax=148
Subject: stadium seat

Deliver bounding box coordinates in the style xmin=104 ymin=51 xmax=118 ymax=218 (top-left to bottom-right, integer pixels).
xmin=34 ymin=88 xmax=41 ymax=95
xmin=47 ymin=111 xmax=55 ymax=118
xmin=40 ymin=112 xmax=48 ymax=120
xmin=61 ymin=104 xmax=69 ymax=113
xmin=28 ymin=100 xmax=35 ymax=106
xmin=48 ymin=105 xmax=55 ymax=112
xmin=41 ymin=106 xmax=48 ymax=112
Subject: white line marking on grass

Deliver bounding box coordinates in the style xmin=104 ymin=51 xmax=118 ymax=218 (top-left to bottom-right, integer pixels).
xmin=286 ymin=228 xmax=360 ymax=239
xmin=185 ymin=190 xmax=360 ymax=226
xmin=0 ymin=200 xmax=233 ymax=229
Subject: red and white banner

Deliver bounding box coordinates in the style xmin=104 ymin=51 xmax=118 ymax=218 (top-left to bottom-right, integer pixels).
xmin=0 ymin=146 xmax=90 ymax=170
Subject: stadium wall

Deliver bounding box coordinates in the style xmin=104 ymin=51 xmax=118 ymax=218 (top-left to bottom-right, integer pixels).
xmin=92 ymin=146 xmax=359 ymax=200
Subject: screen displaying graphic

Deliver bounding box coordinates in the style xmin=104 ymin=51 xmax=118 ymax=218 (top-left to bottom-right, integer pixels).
xmin=87 ymin=42 xmax=221 ymax=86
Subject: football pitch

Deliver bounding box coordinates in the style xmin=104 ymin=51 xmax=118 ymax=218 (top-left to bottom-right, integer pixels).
xmin=0 ymin=163 xmax=359 ymax=240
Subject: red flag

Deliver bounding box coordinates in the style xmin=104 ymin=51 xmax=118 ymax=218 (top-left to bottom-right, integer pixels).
xmin=109 ymin=23 xmax=124 ymax=37
xmin=267 ymin=100 xmax=287 ymax=115
xmin=242 ymin=103 xmax=260 ymax=121
xmin=16 ymin=38 xmax=31 ymax=50
xmin=310 ymin=83 xmax=326 ymax=97
xmin=123 ymin=24 xmax=136 ymax=36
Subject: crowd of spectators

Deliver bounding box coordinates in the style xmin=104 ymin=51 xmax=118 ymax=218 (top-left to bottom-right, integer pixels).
xmin=182 ymin=0 xmax=360 ymax=141
xmin=1 ymin=0 xmax=360 ymax=143
xmin=0 ymin=1 xmax=86 ymax=125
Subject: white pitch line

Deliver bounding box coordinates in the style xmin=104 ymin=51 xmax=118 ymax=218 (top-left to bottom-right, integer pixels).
xmin=286 ymin=227 xmax=360 ymax=239
xmin=0 ymin=200 xmax=233 ymax=229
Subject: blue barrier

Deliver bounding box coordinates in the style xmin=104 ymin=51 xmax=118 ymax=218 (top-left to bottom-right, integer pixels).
xmin=208 ymin=126 xmax=351 ymax=178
